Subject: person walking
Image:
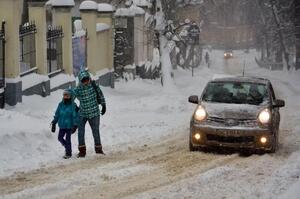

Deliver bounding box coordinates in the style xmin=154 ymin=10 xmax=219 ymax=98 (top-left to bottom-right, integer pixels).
xmin=205 ymin=52 xmax=210 ymax=67
xmin=51 ymin=89 xmax=79 ymax=159
xmin=72 ymin=70 xmax=106 ymax=158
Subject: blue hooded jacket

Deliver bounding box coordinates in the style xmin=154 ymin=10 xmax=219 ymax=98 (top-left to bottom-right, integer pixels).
xmin=52 ymin=89 xmax=79 ymax=129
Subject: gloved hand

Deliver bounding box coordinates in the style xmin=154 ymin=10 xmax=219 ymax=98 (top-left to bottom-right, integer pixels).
xmin=71 ymin=126 xmax=78 ymax=134
xmin=75 ymin=106 xmax=80 ymax=113
xmin=51 ymin=122 xmax=56 ymax=133
xmin=101 ymin=104 xmax=106 ymax=115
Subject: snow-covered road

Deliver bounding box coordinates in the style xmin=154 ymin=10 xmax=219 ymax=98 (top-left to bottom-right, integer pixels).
xmin=1 ymin=50 xmax=300 ymax=199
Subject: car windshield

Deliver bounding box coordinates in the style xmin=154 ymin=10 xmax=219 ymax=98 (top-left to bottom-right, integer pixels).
xmin=202 ymin=82 xmax=269 ymax=105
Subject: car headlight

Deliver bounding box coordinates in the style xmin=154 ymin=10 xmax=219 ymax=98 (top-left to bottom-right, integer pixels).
xmin=194 ymin=105 xmax=207 ymax=121
xmin=224 ymin=53 xmax=227 ymax=56
xmin=258 ymin=109 xmax=270 ymax=124
xmin=230 ymin=53 xmax=233 ymax=56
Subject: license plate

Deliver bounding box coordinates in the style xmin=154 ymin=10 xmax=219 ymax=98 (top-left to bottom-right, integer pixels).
xmin=216 ymin=129 xmax=242 ymax=136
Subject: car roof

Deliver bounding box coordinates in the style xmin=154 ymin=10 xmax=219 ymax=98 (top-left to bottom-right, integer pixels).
xmin=210 ymin=76 xmax=270 ymax=85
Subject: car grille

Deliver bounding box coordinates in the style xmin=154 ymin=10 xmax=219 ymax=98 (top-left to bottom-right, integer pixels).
xmin=206 ymin=116 xmax=257 ymax=127
xmin=206 ymin=134 xmax=255 ymax=143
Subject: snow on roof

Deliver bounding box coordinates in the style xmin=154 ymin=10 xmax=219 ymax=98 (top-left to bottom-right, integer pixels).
xmin=212 ymin=74 xmax=236 ymax=80
xmin=133 ymin=0 xmax=152 ymax=8
xmin=96 ymin=23 xmax=110 ymax=32
xmin=98 ymin=3 xmax=115 ymax=12
xmin=48 ymin=0 xmax=75 ymax=7
xmin=45 ymin=0 xmax=52 ymax=6
xmin=115 ymin=8 xmax=135 ymax=17
xmin=79 ymin=0 xmax=98 ymax=10
xmin=115 ymin=5 xmax=145 ymax=17
xmin=130 ymin=5 xmax=145 ymax=15
xmin=211 ymin=75 xmax=269 ymax=84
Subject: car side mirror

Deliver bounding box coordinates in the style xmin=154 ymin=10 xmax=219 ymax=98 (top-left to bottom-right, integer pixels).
xmin=188 ymin=95 xmax=199 ymax=104
xmin=273 ymin=99 xmax=285 ymax=108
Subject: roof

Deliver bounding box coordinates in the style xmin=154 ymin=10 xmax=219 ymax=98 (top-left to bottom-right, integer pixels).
xmin=211 ymin=76 xmax=270 ymax=85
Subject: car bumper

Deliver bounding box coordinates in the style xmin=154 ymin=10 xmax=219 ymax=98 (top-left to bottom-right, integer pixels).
xmin=190 ymin=124 xmax=273 ymax=150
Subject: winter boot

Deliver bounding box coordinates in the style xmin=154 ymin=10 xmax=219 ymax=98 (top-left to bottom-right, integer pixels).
xmin=95 ymin=145 xmax=105 ymax=155
xmin=63 ymin=154 xmax=72 ymax=159
xmin=77 ymin=145 xmax=86 ymax=158
xmin=63 ymin=151 xmax=72 ymax=159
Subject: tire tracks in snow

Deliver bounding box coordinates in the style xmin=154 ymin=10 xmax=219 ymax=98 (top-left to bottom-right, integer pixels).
xmin=0 ymin=131 xmax=239 ymax=199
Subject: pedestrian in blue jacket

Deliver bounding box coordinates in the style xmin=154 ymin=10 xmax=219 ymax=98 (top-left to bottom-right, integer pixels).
xmin=51 ymin=89 xmax=79 ymax=159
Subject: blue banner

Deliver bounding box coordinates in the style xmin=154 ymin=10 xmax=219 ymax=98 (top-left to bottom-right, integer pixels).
xmin=72 ymin=36 xmax=86 ymax=77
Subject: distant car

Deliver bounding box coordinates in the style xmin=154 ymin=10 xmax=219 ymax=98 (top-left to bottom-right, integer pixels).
xmin=188 ymin=76 xmax=285 ymax=153
xmin=224 ymin=50 xmax=233 ymax=59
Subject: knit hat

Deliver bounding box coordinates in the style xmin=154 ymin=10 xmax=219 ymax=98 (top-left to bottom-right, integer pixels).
xmin=63 ymin=89 xmax=72 ymax=96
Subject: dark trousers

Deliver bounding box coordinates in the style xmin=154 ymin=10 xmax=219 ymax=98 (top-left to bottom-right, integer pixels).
xmin=78 ymin=116 xmax=101 ymax=146
xmin=58 ymin=129 xmax=72 ymax=156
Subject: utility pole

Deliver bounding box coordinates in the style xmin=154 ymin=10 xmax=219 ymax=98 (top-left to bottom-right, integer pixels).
xmin=296 ymin=0 xmax=300 ymax=70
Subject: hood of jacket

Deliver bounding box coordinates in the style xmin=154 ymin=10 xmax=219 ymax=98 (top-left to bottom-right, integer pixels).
xmin=78 ymin=70 xmax=91 ymax=83
xmin=62 ymin=88 xmax=76 ymax=102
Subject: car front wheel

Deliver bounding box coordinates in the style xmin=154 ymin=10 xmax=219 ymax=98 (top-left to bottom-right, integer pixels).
xmin=189 ymin=140 xmax=197 ymax=151
xmin=268 ymin=132 xmax=278 ymax=153
xmin=189 ymin=135 xmax=198 ymax=151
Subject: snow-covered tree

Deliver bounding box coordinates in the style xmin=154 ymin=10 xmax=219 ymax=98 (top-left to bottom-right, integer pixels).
xmin=255 ymin=0 xmax=295 ymax=70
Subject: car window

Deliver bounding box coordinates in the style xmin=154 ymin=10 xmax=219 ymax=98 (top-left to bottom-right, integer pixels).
xmin=202 ymin=82 xmax=269 ymax=105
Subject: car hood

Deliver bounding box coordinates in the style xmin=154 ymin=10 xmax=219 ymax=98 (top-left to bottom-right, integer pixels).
xmin=201 ymin=102 xmax=266 ymax=120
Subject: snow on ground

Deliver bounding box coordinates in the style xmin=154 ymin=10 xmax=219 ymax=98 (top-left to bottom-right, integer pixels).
xmin=1 ymin=49 xmax=300 ymax=198
xmin=124 ymin=49 xmax=300 ymax=199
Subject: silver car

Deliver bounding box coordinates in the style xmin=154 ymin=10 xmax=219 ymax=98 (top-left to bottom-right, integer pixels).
xmin=188 ymin=76 xmax=285 ymax=153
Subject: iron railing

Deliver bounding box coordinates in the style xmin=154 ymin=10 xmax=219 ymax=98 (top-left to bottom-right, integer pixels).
xmin=19 ymin=21 xmax=37 ymax=76
xmin=47 ymin=26 xmax=63 ymax=77
xmin=0 ymin=21 xmax=5 ymax=109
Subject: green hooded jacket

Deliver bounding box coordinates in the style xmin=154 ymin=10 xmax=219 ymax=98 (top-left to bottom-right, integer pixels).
xmin=72 ymin=70 xmax=106 ymax=119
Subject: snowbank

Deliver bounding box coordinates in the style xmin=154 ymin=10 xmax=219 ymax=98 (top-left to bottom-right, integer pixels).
xmin=94 ymin=68 xmax=112 ymax=79
xmin=50 ymin=73 xmax=76 ymax=89
xmin=96 ymin=23 xmax=110 ymax=32
xmin=280 ymin=179 xmax=300 ymax=199
xmin=21 ymin=73 xmax=49 ymax=91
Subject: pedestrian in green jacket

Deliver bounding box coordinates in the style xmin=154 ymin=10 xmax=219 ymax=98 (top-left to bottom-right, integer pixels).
xmin=72 ymin=70 xmax=106 ymax=157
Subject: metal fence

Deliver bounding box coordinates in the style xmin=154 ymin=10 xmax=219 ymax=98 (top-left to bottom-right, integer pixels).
xmin=47 ymin=26 xmax=63 ymax=77
xmin=114 ymin=17 xmax=134 ymax=77
xmin=0 ymin=21 xmax=5 ymax=108
xmin=19 ymin=21 xmax=37 ymax=76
